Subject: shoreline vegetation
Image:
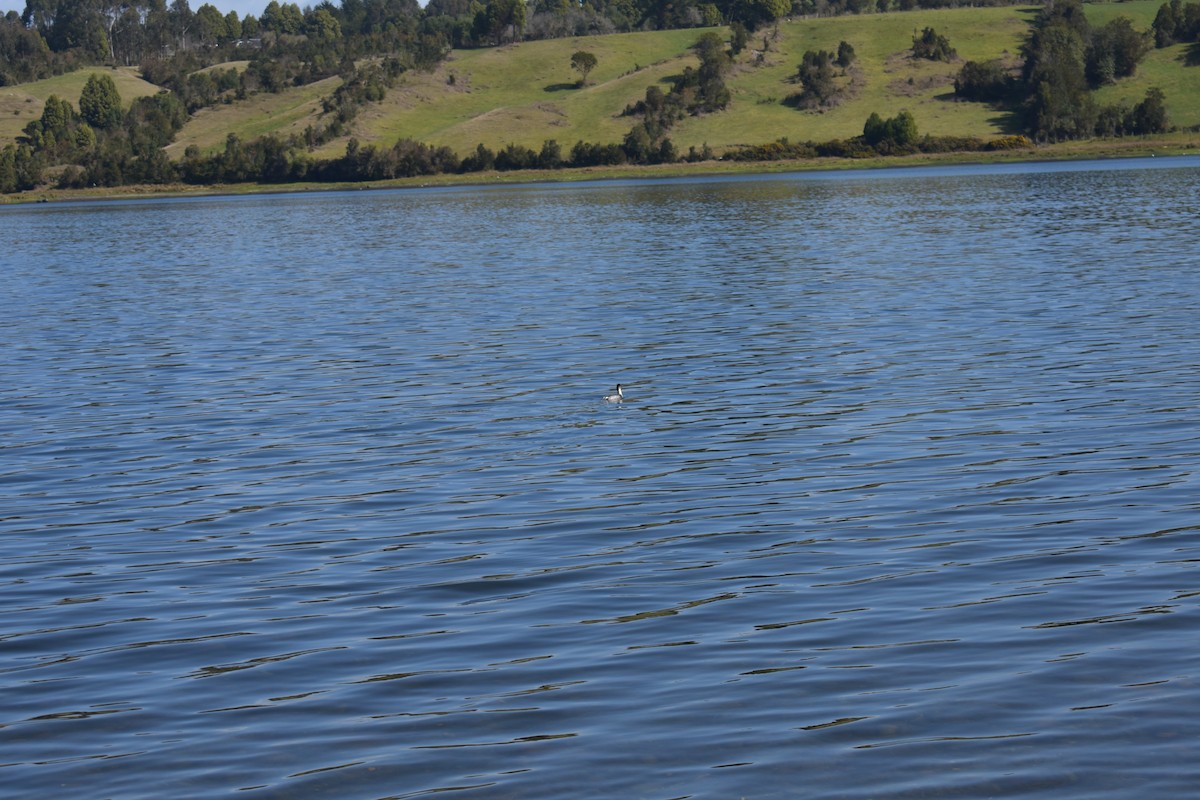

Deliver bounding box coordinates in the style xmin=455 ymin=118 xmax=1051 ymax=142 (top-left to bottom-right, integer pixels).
xmin=2 ymin=133 xmax=1196 ymax=205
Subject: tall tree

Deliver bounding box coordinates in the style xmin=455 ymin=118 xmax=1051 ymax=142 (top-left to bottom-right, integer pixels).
xmin=194 ymin=2 xmax=227 ymax=44
xmin=22 ymin=0 xmax=58 ymax=36
xmin=168 ymin=0 xmax=193 ymax=49
xmin=277 ymin=2 xmax=304 ymax=34
xmin=79 ymin=71 xmax=123 ymax=128
xmin=305 ymin=7 xmax=341 ymax=41
xmin=97 ymin=0 xmax=147 ymax=61
xmin=48 ymin=0 xmax=110 ymax=58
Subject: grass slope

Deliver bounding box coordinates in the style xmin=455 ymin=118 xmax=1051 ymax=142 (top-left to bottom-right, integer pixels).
xmin=165 ymin=75 xmax=341 ymax=157
xmin=0 ymin=66 xmax=161 ymax=144
xmin=335 ymin=8 xmax=1032 ymax=156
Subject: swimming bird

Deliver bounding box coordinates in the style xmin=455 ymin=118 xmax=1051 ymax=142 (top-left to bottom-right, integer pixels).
xmin=603 ymin=384 xmax=624 ymax=403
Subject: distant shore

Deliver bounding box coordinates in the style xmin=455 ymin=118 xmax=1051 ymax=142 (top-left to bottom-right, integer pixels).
xmin=3 ymin=134 xmax=1197 ymax=207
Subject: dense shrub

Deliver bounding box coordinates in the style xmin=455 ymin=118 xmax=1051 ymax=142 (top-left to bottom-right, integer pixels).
xmin=722 ymin=138 xmax=818 ymax=161
xmin=955 ymin=60 xmax=1015 ymax=103
xmin=785 ymin=49 xmax=838 ymax=109
xmin=984 ymin=134 xmax=1034 ymax=150
xmin=912 ymin=27 xmax=956 ymax=62
xmin=862 ymin=110 xmax=919 ymax=149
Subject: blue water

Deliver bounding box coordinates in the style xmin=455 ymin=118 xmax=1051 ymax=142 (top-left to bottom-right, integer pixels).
xmin=2 ymin=157 xmax=1199 ymax=798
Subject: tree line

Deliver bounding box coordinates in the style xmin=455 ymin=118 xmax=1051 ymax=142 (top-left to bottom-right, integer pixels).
xmin=421 ymin=0 xmax=1031 ymax=48
xmin=2 ymin=0 xmax=442 ymax=87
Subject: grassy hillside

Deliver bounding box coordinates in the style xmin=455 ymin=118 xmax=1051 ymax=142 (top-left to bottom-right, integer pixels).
xmin=325 ymin=8 xmax=1034 ymax=157
xmin=0 ymin=67 xmax=161 ymax=144
xmin=6 ymin=1 xmax=1200 ymax=160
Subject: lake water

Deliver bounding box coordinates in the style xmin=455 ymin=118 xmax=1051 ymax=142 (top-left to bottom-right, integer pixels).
xmin=2 ymin=157 xmax=1199 ymax=799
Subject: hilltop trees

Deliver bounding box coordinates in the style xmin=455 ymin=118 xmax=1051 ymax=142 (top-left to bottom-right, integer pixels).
xmin=6 ymin=0 xmax=438 ymax=79
xmin=478 ymin=0 xmax=527 ymax=45
xmin=3 ymin=0 xmax=1177 ymax=76
xmin=728 ymin=0 xmax=791 ymax=32
xmin=1 ymin=10 xmax=57 ymax=84
xmin=260 ymin=1 xmax=304 ymax=35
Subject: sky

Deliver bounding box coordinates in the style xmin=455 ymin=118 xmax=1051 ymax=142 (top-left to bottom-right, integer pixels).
xmin=193 ymin=0 xmax=267 ymax=15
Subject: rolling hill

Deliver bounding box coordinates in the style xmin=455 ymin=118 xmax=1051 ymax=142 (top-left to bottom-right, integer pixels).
xmin=5 ymin=1 xmax=1200 ymax=164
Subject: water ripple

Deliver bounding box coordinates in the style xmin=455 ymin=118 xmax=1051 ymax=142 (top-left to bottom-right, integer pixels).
xmin=2 ymin=158 xmax=1200 ymax=798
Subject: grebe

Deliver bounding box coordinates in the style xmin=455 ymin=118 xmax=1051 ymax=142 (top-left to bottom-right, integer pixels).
xmin=603 ymin=384 xmax=624 ymax=403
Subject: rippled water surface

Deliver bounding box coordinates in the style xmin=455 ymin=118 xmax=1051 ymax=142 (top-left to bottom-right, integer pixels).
xmin=3 ymin=158 xmax=1199 ymax=798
